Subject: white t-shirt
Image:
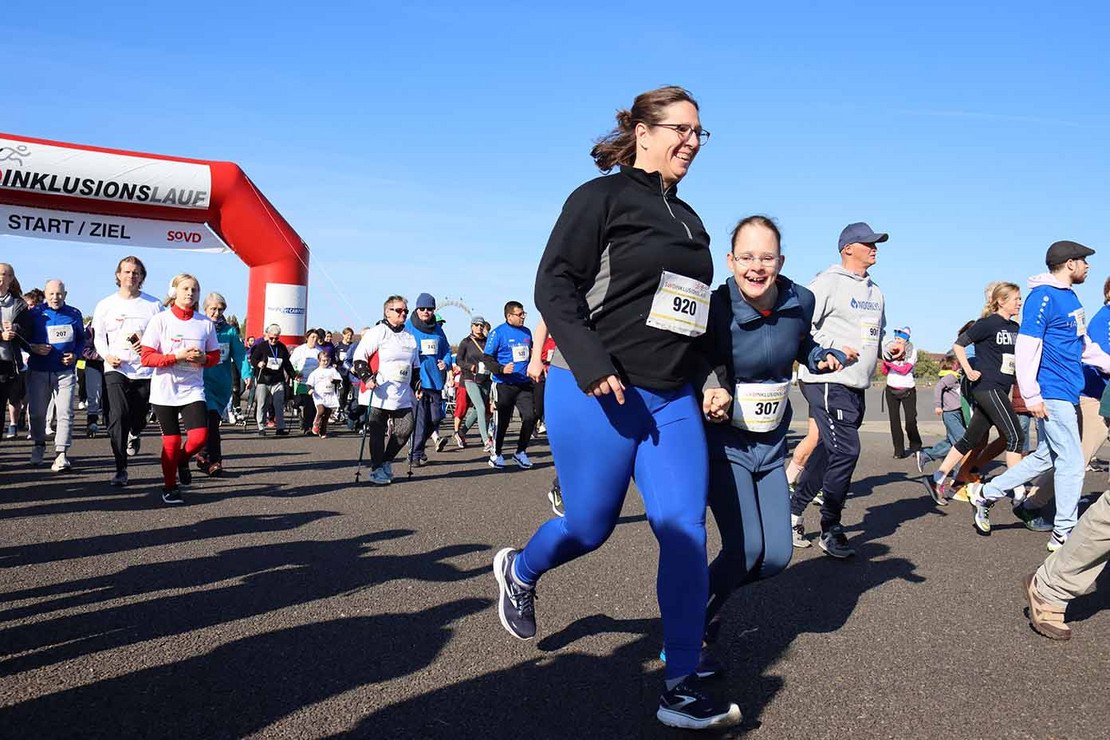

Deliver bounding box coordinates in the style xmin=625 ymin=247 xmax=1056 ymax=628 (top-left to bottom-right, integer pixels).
xmin=353 ymin=324 xmax=419 ymax=410
xmin=290 ymin=343 xmax=322 ymax=383
xmin=92 ymin=292 xmax=163 ymax=379
xmin=141 ymin=309 xmax=219 ymax=406
xmin=306 ymin=367 xmax=342 ymax=409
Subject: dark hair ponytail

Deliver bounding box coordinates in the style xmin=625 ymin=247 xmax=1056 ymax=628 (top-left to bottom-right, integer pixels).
xmin=590 ymin=86 xmax=699 ymax=173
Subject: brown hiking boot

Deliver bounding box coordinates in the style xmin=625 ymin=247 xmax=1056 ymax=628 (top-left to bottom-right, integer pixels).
xmin=1022 ymin=573 xmax=1071 ymax=641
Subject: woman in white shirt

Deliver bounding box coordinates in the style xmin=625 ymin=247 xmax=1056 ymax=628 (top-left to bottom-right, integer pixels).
xmin=140 ymin=274 xmax=220 ymax=504
xmin=290 ymin=329 xmax=324 ymax=435
xmin=352 ymin=295 xmax=420 ymax=485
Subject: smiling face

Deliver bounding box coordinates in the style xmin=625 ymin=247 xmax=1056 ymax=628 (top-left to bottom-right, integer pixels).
xmin=635 ymin=101 xmax=701 ymax=188
xmin=44 ymin=280 xmax=66 ymax=310
xmin=728 ymin=223 xmax=783 ymax=303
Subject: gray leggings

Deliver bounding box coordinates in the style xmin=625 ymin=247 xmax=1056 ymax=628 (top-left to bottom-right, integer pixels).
xmin=460 ymin=380 xmax=491 ymax=444
xmin=256 ymin=382 xmax=285 ymax=430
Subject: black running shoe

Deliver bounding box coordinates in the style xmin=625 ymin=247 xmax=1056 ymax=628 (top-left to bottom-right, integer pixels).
xmin=275 ymin=428 xmax=290 ymax=437
xmin=178 ymin=461 xmax=192 ymax=486
xmin=162 ymin=487 xmax=185 ymax=505
xmin=818 ymin=525 xmax=855 ymax=558
xmin=656 ymin=676 xmax=742 ymax=730
xmin=493 ymin=548 xmax=536 ymax=640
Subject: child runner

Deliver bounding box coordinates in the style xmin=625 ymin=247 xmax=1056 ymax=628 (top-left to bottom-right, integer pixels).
xmin=139 ymin=274 xmax=220 ymax=504
xmin=306 ymin=350 xmax=342 ymax=438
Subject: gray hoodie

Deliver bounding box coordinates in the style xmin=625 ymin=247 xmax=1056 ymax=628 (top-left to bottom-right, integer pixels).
xmin=797 ymin=264 xmax=886 ymax=389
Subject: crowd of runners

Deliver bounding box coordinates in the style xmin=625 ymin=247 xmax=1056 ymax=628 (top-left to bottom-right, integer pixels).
xmin=2 ymin=85 xmax=1109 ymax=731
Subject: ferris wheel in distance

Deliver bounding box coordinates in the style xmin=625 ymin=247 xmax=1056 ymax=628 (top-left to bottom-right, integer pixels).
xmin=437 ymin=297 xmax=474 ymax=322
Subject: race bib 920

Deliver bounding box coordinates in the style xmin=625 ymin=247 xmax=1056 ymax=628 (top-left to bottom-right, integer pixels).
xmin=646 ymin=271 xmax=710 ymax=337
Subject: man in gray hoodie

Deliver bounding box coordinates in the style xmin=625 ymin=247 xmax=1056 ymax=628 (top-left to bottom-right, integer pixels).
xmin=791 ymin=223 xmax=888 ymax=558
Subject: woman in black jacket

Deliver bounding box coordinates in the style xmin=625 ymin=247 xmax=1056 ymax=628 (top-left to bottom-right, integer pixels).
xmin=490 ymin=87 xmax=739 ymax=731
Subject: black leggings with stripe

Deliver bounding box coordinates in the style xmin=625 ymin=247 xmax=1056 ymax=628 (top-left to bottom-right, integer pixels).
xmin=954 ymin=387 xmax=1024 ymax=455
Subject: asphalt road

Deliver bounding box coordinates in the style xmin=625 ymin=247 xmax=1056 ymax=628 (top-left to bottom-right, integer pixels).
xmin=1 ymin=399 xmax=1107 ymax=739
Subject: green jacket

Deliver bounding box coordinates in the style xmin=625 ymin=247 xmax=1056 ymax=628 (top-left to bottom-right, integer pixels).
xmin=204 ymin=322 xmax=246 ymax=412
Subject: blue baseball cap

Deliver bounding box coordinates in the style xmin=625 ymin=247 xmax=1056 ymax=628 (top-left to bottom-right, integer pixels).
xmin=838 ymin=222 xmax=889 ymax=251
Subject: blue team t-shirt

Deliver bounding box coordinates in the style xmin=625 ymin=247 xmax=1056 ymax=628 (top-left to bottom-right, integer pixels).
xmin=1021 ymin=284 xmax=1086 ymax=403
xmin=484 ymin=323 xmax=532 ymax=385
xmin=1082 ymin=304 xmax=1110 ymax=400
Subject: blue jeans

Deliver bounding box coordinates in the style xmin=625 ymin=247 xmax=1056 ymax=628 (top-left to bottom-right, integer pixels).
xmin=514 ymin=367 xmax=709 ymax=680
xmin=921 ymin=409 xmax=965 ymax=462
xmin=983 ymin=399 xmax=1083 ymax=535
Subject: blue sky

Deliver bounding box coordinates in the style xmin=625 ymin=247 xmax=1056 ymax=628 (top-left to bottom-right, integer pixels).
xmin=4 ymin=1 xmax=1109 ymax=349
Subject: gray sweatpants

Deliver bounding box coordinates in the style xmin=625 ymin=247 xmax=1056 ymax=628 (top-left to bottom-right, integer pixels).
xmin=257 ymin=382 xmax=286 ymax=431
xmin=29 ymin=370 xmax=77 ymax=451
xmin=1035 ymin=491 xmax=1110 ymax=607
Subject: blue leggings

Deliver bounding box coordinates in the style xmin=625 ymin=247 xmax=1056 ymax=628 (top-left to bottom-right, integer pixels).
xmin=706 ymin=461 xmax=793 ymax=626
xmin=514 ymin=366 xmax=709 ymax=680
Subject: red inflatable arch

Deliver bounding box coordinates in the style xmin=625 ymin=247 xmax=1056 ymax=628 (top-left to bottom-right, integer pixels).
xmin=0 ymin=133 xmax=309 ymax=343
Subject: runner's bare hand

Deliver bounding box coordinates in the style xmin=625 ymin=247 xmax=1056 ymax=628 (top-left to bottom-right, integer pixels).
xmin=588 ymin=375 xmax=625 ymax=405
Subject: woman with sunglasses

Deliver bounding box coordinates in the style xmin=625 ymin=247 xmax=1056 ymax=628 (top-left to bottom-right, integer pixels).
xmin=491 ymin=86 xmax=740 ymax=731
xmin=352 ymin=295 xmax=420 ymax=485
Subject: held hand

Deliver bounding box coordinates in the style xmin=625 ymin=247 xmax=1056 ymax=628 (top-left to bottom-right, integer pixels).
xmin=365 ymin=379 xmax=378 ymax=390
xmin=817 ymin=353 xmax=843 ymax=372
xmin=702 ymin=388 xmax=732 ymax=423
xmin=437 ymin=359 xmax=446 ymax=371
xmin=934 ymin=407 xmax=943 ymax=417
xmin=526 ymin=359 xmax=545 ymax=383
xmin=966 ymin=369 xmax=981 ymax=382
xmin=587 ymin=375 xmax=626 ymax=405
xmin=503 ymin=362 xmax=515 ymax=375
xmin=129 ymin=338 xmax=142 ymax=353
xmin=841 ymin=346 xmax=860 ymax=364
xmin=257 ymin=360 xmax=266 ymax=369
xmin=1029 ymin=402 xmax=1049 ymax=419
xmin=0 ymin=328 xmax=11 ymax=342
xmin=106 ymin=354 xmax=123 ymax=368
xmin=61 ymin=352 xmax=75 ymax=366
xmin=245 ymin=378 xmax=253 ymax=389
xmin=30 ymin=343 xmax=52 ymax=356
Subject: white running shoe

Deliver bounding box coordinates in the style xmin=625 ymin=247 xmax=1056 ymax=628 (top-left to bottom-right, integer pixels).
xmin=488 ymin=454 xmax=505 ymax=469
xmin=512 ymin=452 xmax=534 ymax=469
xmin=51 ymin=452 xmax=71 ymax=472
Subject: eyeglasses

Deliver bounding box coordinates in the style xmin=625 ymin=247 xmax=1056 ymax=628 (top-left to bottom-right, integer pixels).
xmin=509 ymin=312 xmax=526 ymax=319
xmin=648 ymin=122 xmax=710 ymax=146
xmin=731 ymin=254 xmax=779 ymax=267
xmin=389 ymin=307 xmax=409 ymax=315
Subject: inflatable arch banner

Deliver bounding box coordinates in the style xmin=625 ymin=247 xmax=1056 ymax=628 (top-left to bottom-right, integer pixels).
xmin=0 ymin=133 xmax=309 ymax=343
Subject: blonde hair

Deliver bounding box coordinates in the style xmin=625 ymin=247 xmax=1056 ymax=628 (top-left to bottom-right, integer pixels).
xmin=982 ymin=282 xmax=1020 ymax=318
xmin=164 ymin=273 xmax=200 ymax=308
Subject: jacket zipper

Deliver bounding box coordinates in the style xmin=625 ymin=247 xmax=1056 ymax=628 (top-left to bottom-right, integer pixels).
xmin=658 ymin=174 xmax=693 ymax=239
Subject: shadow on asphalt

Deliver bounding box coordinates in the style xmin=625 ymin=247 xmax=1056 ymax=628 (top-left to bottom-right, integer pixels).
xmin=0 ymin=598 xmax=490 ymax=739
xmin=334 ymin=541 xmax=924 ymax=739
xmin=0 ymin=529 xmax=490 ymax=680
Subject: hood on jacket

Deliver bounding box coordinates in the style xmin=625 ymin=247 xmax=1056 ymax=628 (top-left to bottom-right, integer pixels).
xmin=822 ymin=264 xmax=875 ymax=286
xmin=1027 ymin=272 xmax=1072 ymax=290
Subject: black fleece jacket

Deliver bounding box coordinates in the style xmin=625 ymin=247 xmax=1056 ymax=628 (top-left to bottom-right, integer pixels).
xmin=534 ymin=165 xmax=712 ymax=392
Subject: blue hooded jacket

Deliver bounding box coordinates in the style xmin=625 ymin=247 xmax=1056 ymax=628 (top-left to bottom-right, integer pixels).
xmin=698 ymin=276 xmax=843 ymax=472
xmin=405 ymin=318 xmax=450 ymax=390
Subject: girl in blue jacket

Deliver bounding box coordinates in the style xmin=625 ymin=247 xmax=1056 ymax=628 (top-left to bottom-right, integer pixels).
xmin=694 ymin=216 xmax=844 ymax=669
